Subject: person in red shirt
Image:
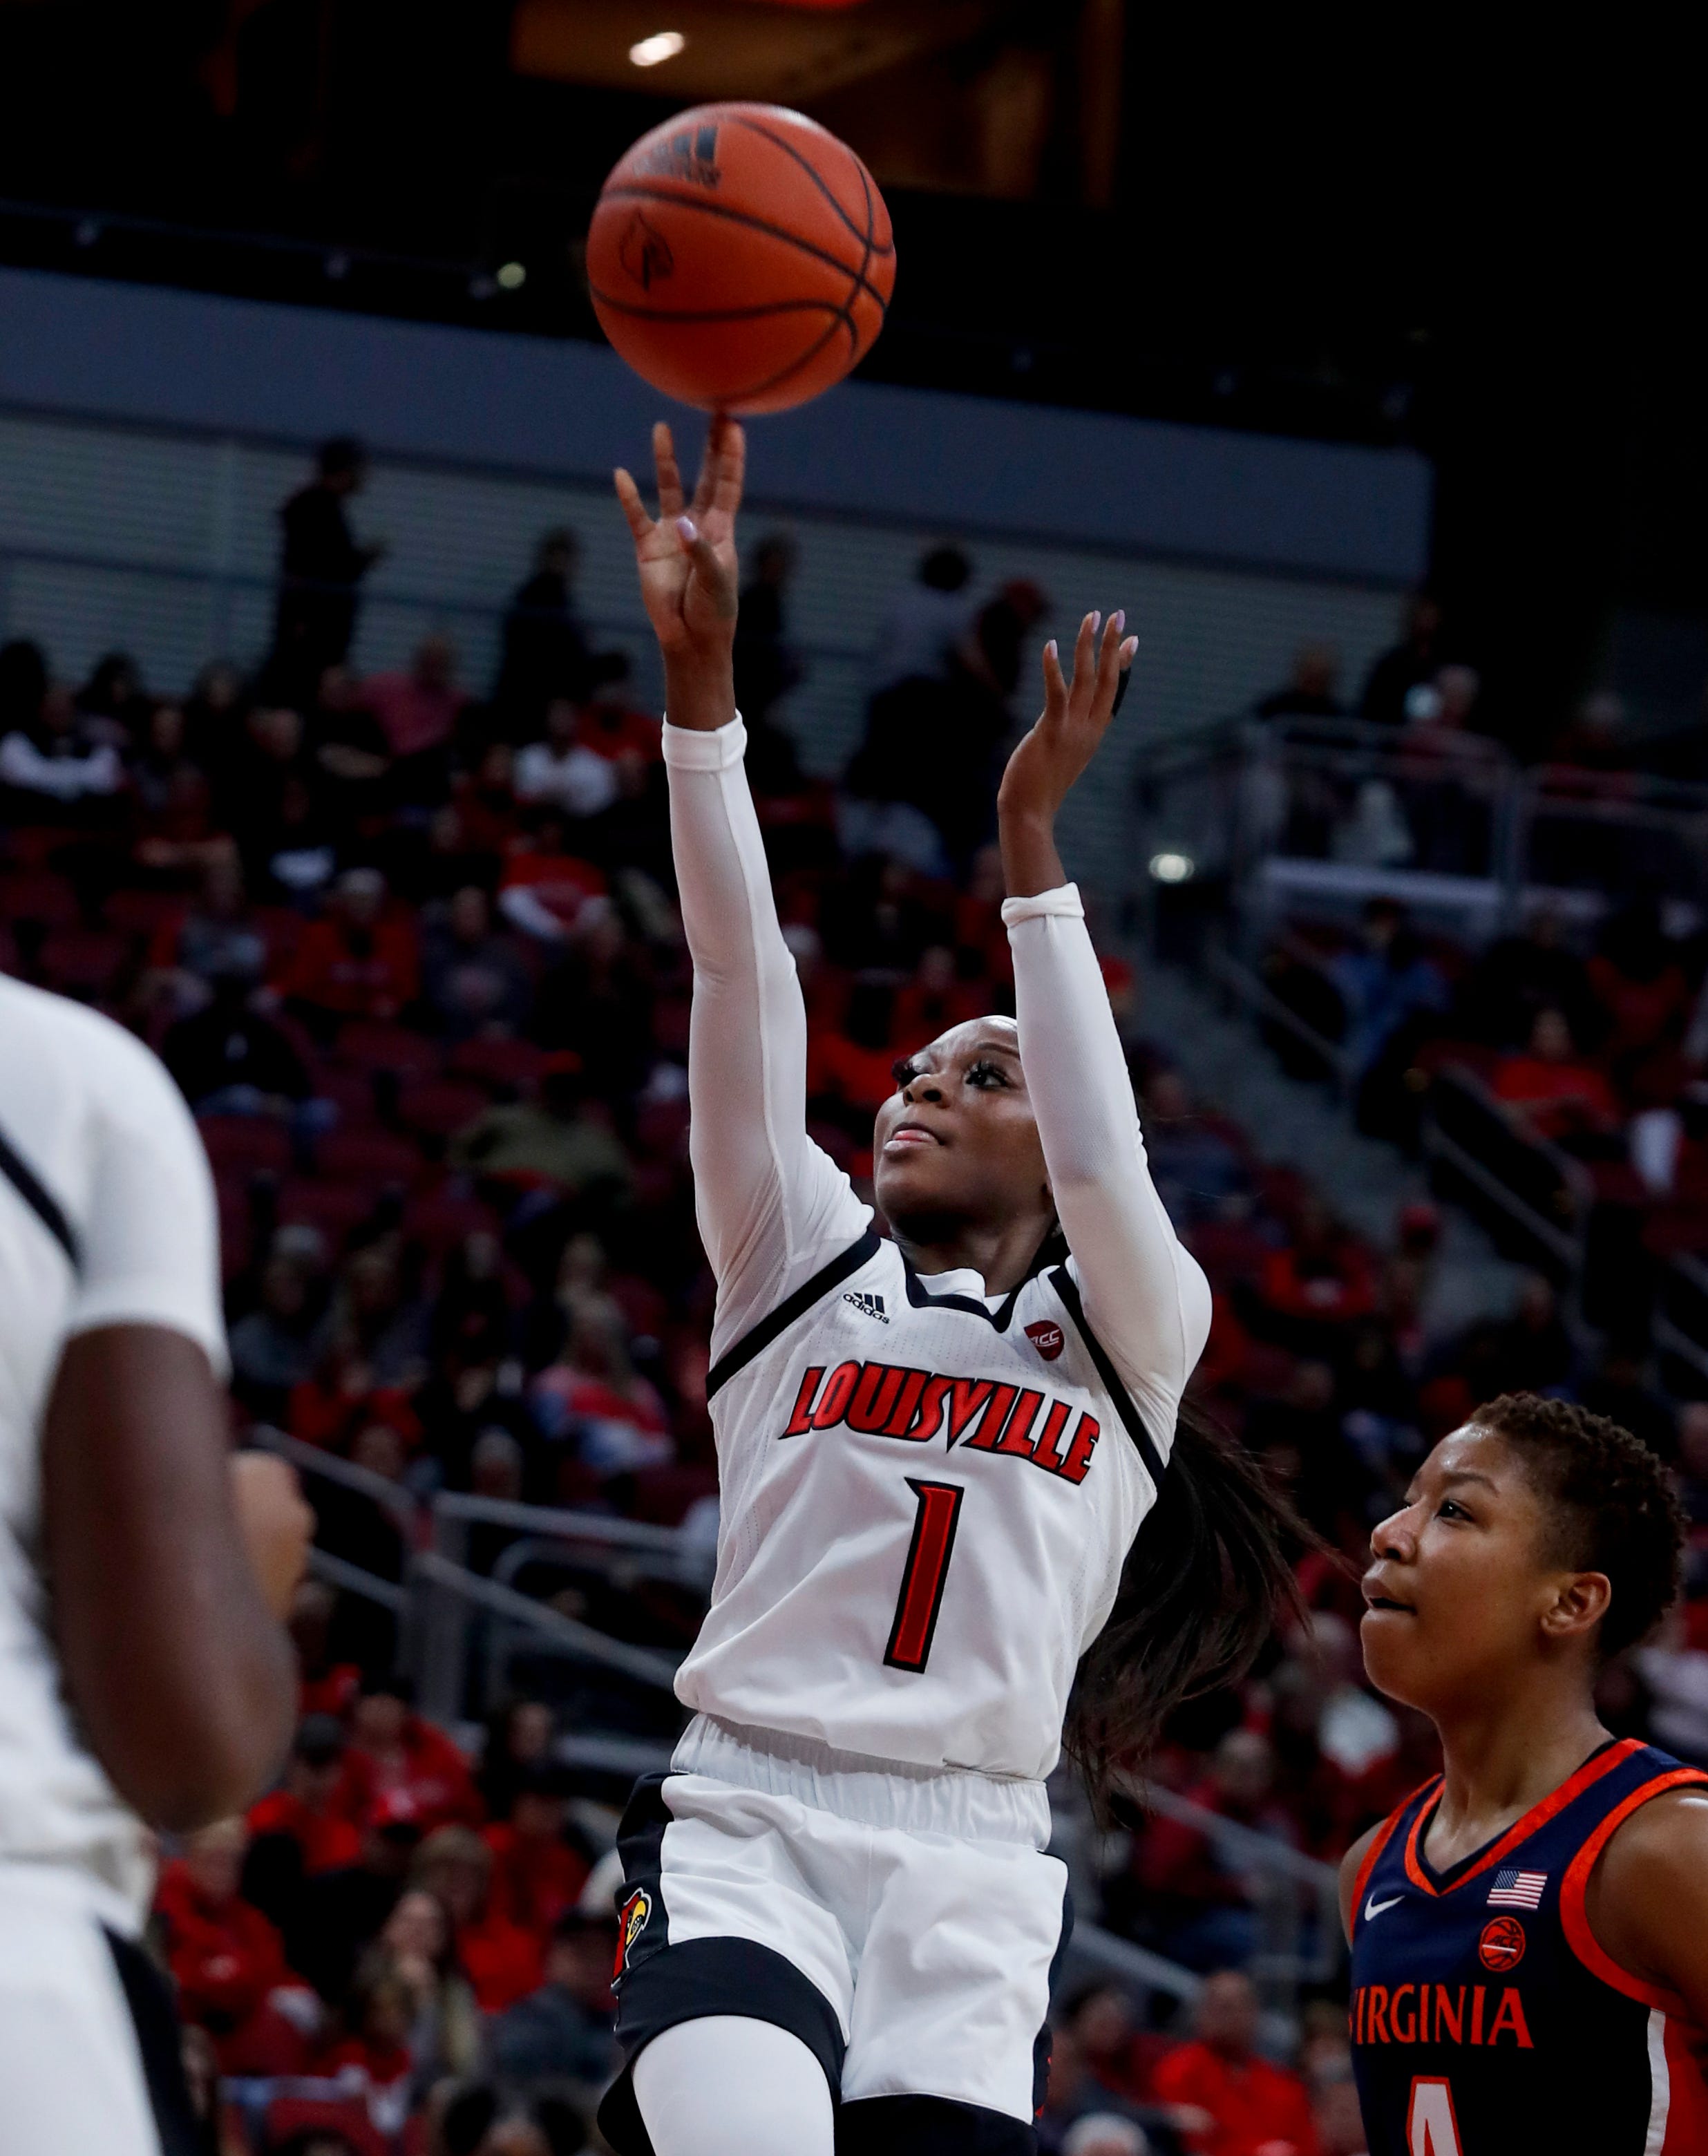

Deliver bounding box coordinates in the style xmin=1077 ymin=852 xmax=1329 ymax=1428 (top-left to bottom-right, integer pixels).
xmin=1152 ymin=1970 xmax=1320 ymax=2156
xmin=576 ymin=662 xmax=664 ymax=764
xmin=482 ymin=1765 xmax=591 ymax=1940
xmin=290 ymin=1576 xmax=363 ymax=1721
xmin=410 ymin=1824 xmax=543 ymax=2013
xmin=249 ymin=1714 xmax=362 ymax=1876
xmin=319 ymin=1965 xmax=418 ymax=2138
xmin=362 ymin=634 xmax=470 ymax=759
xmin=278 ymin=867 xmax=420 ymax=1031
xmin=1492 ymin=1005 xmax=1619 ymax=1144
xmin=155 ymin=1817 xmax=312 ymax=2074
xmin=334 ymin=1675 xmax=482 ymax=1835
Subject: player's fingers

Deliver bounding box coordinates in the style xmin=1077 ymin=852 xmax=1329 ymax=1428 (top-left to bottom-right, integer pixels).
xmin=613 ymin=467 xmax=654 ymax=542
xmin=1041 ymin=636 xmax=1069 ymax=720
xmin=1090 ymin=609 xmax=1127 ymax=715
xmin=654 ymin=421 xmax=686 ymax=519
xmin=710 ymin=419 xmax=747 ymax=522
xmin=689 ymin=415 xmax=722 ymax=519
xmin=676 ymin=516 xmax=739 ymax=619
xmin=1070 ymin=612 xmax=1099 ymax=704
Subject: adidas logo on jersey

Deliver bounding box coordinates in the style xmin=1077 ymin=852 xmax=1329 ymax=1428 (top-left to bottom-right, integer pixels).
xmin=844 ymin=1291 xmax=889 ymax=1323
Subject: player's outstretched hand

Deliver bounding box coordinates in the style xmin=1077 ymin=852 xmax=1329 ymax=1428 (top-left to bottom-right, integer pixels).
xmin=615 ymin=418 xmax=745 ymax=730
xmin=229 ymin=1450 xmax=314 ymax=1620
xmin=997 ymin=609 xmax=1137 ymax=897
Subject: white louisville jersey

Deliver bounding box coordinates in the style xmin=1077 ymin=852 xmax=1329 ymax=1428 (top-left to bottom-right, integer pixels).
xmin=0 ymin=976 xmax=227 ymax=1927
xmin=674 ymin=1224 xmax=1168 ymax=1784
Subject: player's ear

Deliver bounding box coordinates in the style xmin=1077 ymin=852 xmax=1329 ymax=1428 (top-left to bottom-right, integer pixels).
xmin=1541 ymin=1569 xmax=1613 ymax=1645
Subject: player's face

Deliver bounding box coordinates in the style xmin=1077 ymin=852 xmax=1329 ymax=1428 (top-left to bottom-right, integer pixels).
xmin=872 ymin=1019 xmax=1050 ymax=1233
xmin=1360 ymin=1424 xmax=1588 ymax=1712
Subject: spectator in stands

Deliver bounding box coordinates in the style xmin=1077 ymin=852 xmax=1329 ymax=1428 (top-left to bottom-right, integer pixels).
xmin=1152 ymin=1969 xmax=1318 ymax=2156
xmin=155 ymin=1816 xmax=310 ymax=2073
xmin=247 ymin=1713 xmax=361 ymax=1887
xmin=1578 ymin=1336 xmax=1678 ymax=1461
xmin=1258 ymin=1197 xmax=1378 ymax=1346
xmin=229 ymin=709 xmax=341 ymax=899
xmin=1059 ymin=1983 xmax=1155 ymax=2109
xmin=1125 ymin=1730 xmax=1294 ymax=1969
xmin=286 ymin=1791 xmax=424 ymax=2002
xmin=534 ymin=904 xmax=657 ymax=1101
xmin=576 ymin=657 xmax=663 ymax=765
xmin=483 ymin=1763 xmax=590 ymax=1938
xmin=1141 ymin=1070 xmax=1251 ymax=1227
xmin=1481 ymin=1271 xmax=1576 ymax=1397
xmin=289 ymin=1574 xmax=361 ymax=1720
xmin=1456 ymin=905 xmax=1593 ymax=1051
xmin=1587 ymin=898 xmax=1691 ymax=1093
xmin=1327 ymin=897 xmax=1448 ymax=1082
xmin=363 ymin=634 xmax=469 ymax=795
xmin=271 ymin=437 xmax=385 ymax=704
xmin=321 ymin=1965 xmax=418 ymax=2136
xmin=497 ymin=809 xmax=609 ymax=941
xmin=732 ymin=531 xmax=801 ymax=727
xmin=449 ymin=1056 xmax=632 ymax=1207
xmin=479 ymin=1699 xmax=558 ymax=1822
xmin=162 ymin=965 xmax=314 ymax=1115
xmin=487 ymin=1909 xmax=622 ymax=2090
xmin=410 ymin=1824 xmax=542 ymax=2012
xmin=0 ymin=634 xmax=48 ymax=735
xmin=1312 ymin=2072 xmax=1368 ymax=2156
xmin=1255 ymin=643 xmax=1344 ymax=721
xmin=1492 ymin=1005 xmax=1618 ymax=1143
xmin=281 ymin=866 xmax=421 ymax=1037
xmin=77 ymin=649 xmax=151 ymax=746
xmin=356 ymin=1887 xmax=483 ymax=2092
xmin=310 ymin=663 xmax=394 ymax=837
xmin=230 ymin=1227 xmax=332 ymax=1412
xmin=337 ymin=1674 xmax=482 ymax=1833
xmin=869 ymin=542 xmax=974 ymax=697
xmin=129 ymin=699 xmax=227 ymax=879
xmin=0 ymin=679 xmax=124 ymax=809
xmin=515 ymin=698 xmax=620 ymax=820
xmin=1358 ymin=592 xmax=1444 ymax=726
xmin=424 ymin=884 xmax=533 ymax=1039
xmin=495 ymin=528 xmax=596 ymax=726
xmin=529 ymin=1299 xmax=672 ymax=1481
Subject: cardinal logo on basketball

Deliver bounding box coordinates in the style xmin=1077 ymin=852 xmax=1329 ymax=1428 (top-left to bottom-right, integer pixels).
xmin=615 ymin=1888 xmax=652 ymax=1977
xmin=1026 ymin=1321 xmax=1065 ymax=1362
xmin=619 ymin=212 xmax=674 ymax=292
xmin=1478 ymin=1915 xmax=1526 ymax=1971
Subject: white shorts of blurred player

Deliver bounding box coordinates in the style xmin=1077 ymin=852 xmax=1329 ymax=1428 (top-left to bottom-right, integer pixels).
xmin=598 ymin=1714 xmax=1072 ymax=2154
xmin=0 ymin=1867 xmax=193 ymax=2156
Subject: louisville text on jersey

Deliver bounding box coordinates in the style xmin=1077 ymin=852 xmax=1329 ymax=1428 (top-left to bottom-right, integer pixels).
xmin=777 ymin=1360 xmax=1101 ymax=1484
xmin=1351 ymin=1983 xmax=1534 ymax=2050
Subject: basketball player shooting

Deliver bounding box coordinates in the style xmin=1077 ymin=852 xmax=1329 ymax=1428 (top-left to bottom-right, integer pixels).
xmin=1344 ymin=1394 xmax=1708 ymax=2151
xmin=600 ymin=417 xmax=1305 ymax=2156
xmin=0 ymin=978 xmax=311 ymax=2153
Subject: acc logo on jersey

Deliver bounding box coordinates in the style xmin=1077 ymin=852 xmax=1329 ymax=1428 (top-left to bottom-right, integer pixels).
xmin=615 ymin=1888 xmax=653 ymax=1978
xmin=1025 ymin=1320 xmax=1065 ymax=1361
xmin=1478 ymin=1915 xmax=1527 ymax=1972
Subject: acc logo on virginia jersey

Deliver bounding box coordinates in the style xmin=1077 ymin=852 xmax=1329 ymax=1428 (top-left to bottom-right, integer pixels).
xmin=1478 ymin=1915 xmax=1526 ymax=1972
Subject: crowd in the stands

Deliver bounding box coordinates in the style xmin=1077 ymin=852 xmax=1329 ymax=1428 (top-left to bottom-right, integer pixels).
xmin=5 ymin=442 xmax=1708 ymax=2156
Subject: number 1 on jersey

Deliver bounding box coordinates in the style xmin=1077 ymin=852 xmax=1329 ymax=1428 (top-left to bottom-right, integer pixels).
xmin=884 ymin=1479 xmax=965 ymax=1673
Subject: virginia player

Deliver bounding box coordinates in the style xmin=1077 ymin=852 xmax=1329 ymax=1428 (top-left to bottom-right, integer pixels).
xmin=1344 ymin=1392 xmax=1708 ymax=2153
xmin=600 ymin=416 xmax=1304 ymax=2156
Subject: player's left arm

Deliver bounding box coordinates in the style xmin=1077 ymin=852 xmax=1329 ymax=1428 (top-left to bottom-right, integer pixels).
xmin=1000 ymin=612 xmax=1212 ymax=1437
xmin=1585 ymin=1787 xmax=1708 ymax=2026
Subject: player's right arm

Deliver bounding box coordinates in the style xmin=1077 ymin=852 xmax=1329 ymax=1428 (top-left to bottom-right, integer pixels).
xmin=41 ymin=1028 xmax=307 ymax=1832
xmin=616 ymin=421 xmax=867 ymax=1353
xmin=1338 ymin=1823 xmax=1382 ymax=1945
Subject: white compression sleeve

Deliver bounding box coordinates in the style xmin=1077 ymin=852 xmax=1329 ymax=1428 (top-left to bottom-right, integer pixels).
xmin=1004 ymin=885 xmax=1211 ymax=1458
xmin=632 ymin=2016 xmax=836 ymax=2156
xmin=665 ymin=717 xmax=870 ymax=1361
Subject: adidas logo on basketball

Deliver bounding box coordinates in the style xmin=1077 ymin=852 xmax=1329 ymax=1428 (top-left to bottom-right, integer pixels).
xmin=844 ymin=1291 xmax=889 ymax=1323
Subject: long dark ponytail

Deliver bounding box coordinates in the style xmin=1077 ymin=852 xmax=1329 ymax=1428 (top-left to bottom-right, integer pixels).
xmin=1063 ymin=1398 xmax=1316 ymax=1803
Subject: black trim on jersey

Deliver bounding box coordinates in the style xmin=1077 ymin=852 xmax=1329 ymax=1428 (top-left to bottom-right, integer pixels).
xmin=0 ymin=1119 xmax=80 ymax=1270
xmin=705 ymin=1228 xmax=884 ymax=1401
xmin=1047 ymin=1264 xmax=1168 ymax=1491
xmin=1032 ymin=1875 xmax=1074 ymax=2117
xmin=901 ymin=1226 xmax=1066 ymax=1333
xmin=104 ymin=1927 xmax=205 ymax=2156
xmin=837 ymin=2094 xmax=1040 ymax=2154
xmin=600 ymin=1937 xmax=847 ymax=2155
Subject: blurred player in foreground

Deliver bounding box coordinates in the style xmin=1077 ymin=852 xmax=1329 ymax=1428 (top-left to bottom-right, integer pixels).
xmin=1344 ymin=1392 xmax=1708 ymax=2153
xmin=0 ymin=974 xmax=311 ymax=2152
xmin=596 ymin=417 xmax=1304 ymax=2156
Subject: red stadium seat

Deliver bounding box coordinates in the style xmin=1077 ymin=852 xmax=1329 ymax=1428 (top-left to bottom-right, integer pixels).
xmin=397 ymin=1077 xmax=490 ymax=1140
xmin=276 ymin=1178 xmax=381 ymax=1240
xmin=400 ymin=1184 xmax=502 ymax=1256
xmin=105 ymin=887 xmax=191 ymax=938
xmin=0 ymin=870 xmax=80 ymax=927
xmin=262 ymin=2095 xmax=389 ymax=2156
xmin=198 ymin=1115 xmax=294 ymax=1181
xmin=446 ymin=1036 xmax=549 ymax=1092
xmin=313 ymin=1126 xmax=424 ymax=1186
xmin=37 ymin=925 xmax=131 ymax=997
xmin=334 ymin=1020 xmax=442 ymax=1079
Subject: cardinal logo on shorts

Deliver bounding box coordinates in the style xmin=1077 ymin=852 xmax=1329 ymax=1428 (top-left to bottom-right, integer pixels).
xmin=1026 ymin=1320 xmax=1065 ymax=1362
xmin=1478 ymin=1915 xmax=1527 ymax=1972
xmin=616 ymin=1888 xmax=653 ymax=1978
xmin=620 ymin=212 xmax=674 ymax=291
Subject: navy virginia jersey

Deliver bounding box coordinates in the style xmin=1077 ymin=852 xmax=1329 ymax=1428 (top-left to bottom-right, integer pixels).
xmin=1349 ymin=1737 xmax=1708 ymax=2154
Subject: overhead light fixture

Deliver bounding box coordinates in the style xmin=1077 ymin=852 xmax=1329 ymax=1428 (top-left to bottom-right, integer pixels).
xmin=1148 ymin=851 xmax=1197 ymax=885
xmin=496 ymin=261 xmax=527 ymax=290
xmin=629 ymin=30 xmax=686 ymax=66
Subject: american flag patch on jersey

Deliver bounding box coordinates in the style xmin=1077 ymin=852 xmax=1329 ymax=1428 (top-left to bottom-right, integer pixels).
xmin=1487 ymin=1869 xmax=1547 ymax=1909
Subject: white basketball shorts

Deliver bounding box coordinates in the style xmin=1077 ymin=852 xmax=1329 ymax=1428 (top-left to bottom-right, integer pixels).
xmin=0 ymin=1868 xmax=196 ymax=2155
xmin=598 ymin=1715 xmax=1072 ymax=2154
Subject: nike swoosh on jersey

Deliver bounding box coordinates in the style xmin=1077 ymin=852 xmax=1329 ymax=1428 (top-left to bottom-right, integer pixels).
xmin=1364 ymin=1893 xmax=1404 ymax=1920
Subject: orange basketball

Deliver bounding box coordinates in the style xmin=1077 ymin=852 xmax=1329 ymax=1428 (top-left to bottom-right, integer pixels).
xmin=587 ymin=104 xmax=895 ymax=416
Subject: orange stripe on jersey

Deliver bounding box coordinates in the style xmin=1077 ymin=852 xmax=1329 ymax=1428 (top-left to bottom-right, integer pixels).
xmin=1559 ymin=1766 xmax=1708 ymax=2013
xmin=1403 ymin=1738 xmax=1643 ymax=1898
xmin=1351 ymin=1784 xmax=1435 ymax=1942
xmin=1660 ymin=2007 xmax=1708 ymax=2153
